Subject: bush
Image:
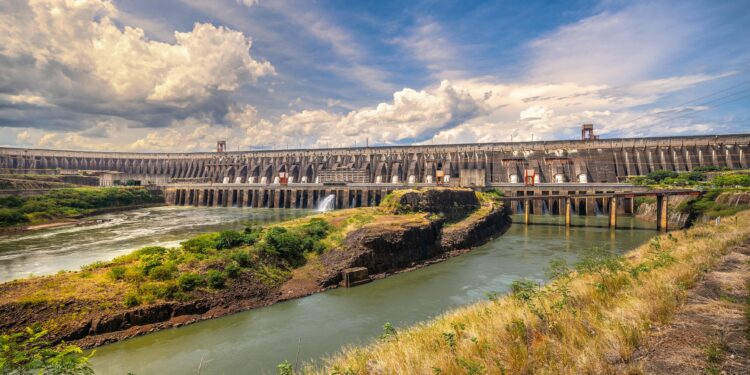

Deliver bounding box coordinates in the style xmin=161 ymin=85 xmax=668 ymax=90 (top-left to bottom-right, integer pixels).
xmin=645 ymin=170 xmax=678 ymax=183
xmin=225 ymin=262 xmax=241 ymax=278
xmin=681 ymin=171 xmax=706 ymax=182
xmin=215 ymin=230 xmax=245 ymax=249
xmin=713 ymin=174 xmax=750 ymax=187
xmin=0 ymin=195 xmax=24 ymax=208
xmin=206 ymin=270 xmax=227 ymax=289
xmin=261 ymin=227 xmax=305 ymax=265
xmin=0 ymin=208 xmax=28 ymax=227
xmin=177 ymin=273 xmax=204 ymax=291
xmin=109 ymin=266 xmax=127 ymax=281
xmin=122 ymin=266 xmax=145 ymax=283
xmin=230 ymin=250 xmax=252 ymax=267
xmin=139 ymin=281 xmax=178 ymax=299
xmin=123 ymin=292 xmax=141 ymax=307
xmin=148 ymin=264 xmax=176 ymax=281
xmin=181 ymin=233 xmax=219 ymax=253
xmin=135 ymin=246 xmax=168 ymax=257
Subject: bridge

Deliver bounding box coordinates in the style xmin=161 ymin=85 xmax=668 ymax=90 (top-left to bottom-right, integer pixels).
xmin=161 ymin=181 xmax=698 ymax=231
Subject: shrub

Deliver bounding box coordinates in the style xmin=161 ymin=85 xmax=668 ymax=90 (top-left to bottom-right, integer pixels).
xmin=215 ymin=230 xmax=246 ymax=250
xmin=230 ymin=250 xmax=252 ymax=267
xmin=302 ymin=218 xmax=331 ymax=239
xmin=713 ymin=174 xmax=750 ymax=187
xmin=139 ymin=281 xmax=178 ymax=299
xmin=206 ymin=270 xmax=227 ymax=289
xmin=681 ymin=171 xmax=706 ymax=182
xmin=135 ymin=246 xmax=168 ymax=257
xmin=225 ymin=262 xmax=241 ymax=278
xmin=139 ymin=254 xmax=163 ymax=275
xmin=109 ymin=266 xmax=127 ymax=281
xmin=262 ymin=227 xmax=304 ymax=263
xmin=181 ymin=233 xmax=219 ymax=253
xmin=177 ymin=273 xmax=204 ymax=291
xmin=645 ymin=170 xmax=678 ymax=183
xmin=148 ymin=264 xmax=176 ymax=281
xmin=0 ymin=208 xmax=28 ymax=227
xmin=122 ymin=266 xmax=145 ymax=283
xmin=123 ymin=292 xmax=141 ymax=307
xmin=0 ymin=195 xmax=24 ymax=208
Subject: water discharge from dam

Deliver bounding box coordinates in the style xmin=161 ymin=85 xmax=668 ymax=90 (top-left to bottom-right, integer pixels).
xmin=86 ymin=213 xmax=656 ymax=375
xmin=317 ymin=194 xmax=336 ymax=212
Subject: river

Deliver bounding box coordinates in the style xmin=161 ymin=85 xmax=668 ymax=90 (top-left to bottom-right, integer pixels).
xmin=0 ymin=207 xmax=311 ymax=282
xmin=79 ymin=213 xmax=656 ymax=375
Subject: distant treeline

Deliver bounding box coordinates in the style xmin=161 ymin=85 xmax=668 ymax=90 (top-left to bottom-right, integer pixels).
xmin=0 ymin=187 xmax=163 ymax=227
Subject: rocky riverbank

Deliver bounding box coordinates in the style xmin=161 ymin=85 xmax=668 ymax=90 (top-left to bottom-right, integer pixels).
xmin=0 ymin=188 xmax=511 ymax=349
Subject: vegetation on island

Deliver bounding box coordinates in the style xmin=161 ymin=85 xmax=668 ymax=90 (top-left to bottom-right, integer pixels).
xmin=2 ymin=190 xmax=492 ymax=335
xmin=629 ymin=167 xmax=750 ymax=188
xmin=0 ymin=187 xmax=163 ymax=228
xmin=302 ymin=209 xmax=750 ymax=374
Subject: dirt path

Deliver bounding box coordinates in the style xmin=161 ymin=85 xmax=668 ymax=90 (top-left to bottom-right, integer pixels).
xmin=628 ymin=240 xmax=750 ymax=374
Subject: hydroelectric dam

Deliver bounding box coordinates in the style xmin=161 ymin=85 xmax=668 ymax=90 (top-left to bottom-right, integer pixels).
xmin=2 ymin=132 xmax=749 ymax=228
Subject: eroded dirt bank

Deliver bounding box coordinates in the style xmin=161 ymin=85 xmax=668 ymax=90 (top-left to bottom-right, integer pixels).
xmin=0 ymin=189 xmax=511 ymax=349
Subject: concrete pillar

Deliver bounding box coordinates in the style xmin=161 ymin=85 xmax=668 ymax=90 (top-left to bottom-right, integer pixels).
xmin=362 ymin=189 xmax=370 ymax=207
xmin=656 ymin=195 xmax=669 ymax=232
xmin=242 ymin=189 xmax=250 ymax=207
xmin=565 ymin=198 xmax=571 ymax=227
xmin=609 ymin=197 xmax=617 ymax=229
xmin=213 ymin=190 xmax=220 ymax=207
xmin=273 ymin=189 xmax=280 ymax=208
xmin=586 ymin=197 xmax=596 ymax=216
xmin=524 ymin=200 xmax=530 ymax=225
xmin=197 ymin=189 xmax=205 ymax=206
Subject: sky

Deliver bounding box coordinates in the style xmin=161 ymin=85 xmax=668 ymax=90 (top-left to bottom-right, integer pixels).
xmin=1 ymin=0 xmax=749 ymax=152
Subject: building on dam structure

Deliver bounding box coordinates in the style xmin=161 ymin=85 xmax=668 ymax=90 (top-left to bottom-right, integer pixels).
xmin=2 ymin=132 xmax=749 ymax=188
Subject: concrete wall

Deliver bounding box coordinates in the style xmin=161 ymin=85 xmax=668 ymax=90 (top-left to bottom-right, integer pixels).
xmin=2 ymin=134 xmax=748 ymax=185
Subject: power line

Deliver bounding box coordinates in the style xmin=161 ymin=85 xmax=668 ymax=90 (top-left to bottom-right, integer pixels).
xmin=643 ymin=91 xmax=750 ymax=128
xmin=622 ymin=77 xmax=750 ymax=125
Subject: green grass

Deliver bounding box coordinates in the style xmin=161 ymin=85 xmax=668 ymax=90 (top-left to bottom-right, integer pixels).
xmin=0 ymin=187 xmax=163 ymax=227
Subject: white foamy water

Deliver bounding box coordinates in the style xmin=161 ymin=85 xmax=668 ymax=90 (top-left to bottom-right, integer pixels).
xmin=0 ymin=206 xmax=311 ymax=282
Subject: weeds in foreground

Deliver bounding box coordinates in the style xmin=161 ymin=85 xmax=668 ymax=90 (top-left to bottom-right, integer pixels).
xmin=0 ymin=326 xmax=94 ymax=374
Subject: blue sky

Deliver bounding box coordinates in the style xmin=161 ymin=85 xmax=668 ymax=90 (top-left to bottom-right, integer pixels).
xmin=1 ymin=0 xmax=749 ymax=151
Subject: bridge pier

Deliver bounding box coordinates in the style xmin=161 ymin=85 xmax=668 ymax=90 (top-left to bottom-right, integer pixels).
xmin=565 ymin=198 xmax=572 ymax=227
xmin=609 ymin=197 xmax=617 ymax=229
xmin=656 ymin=194 xmax=669 ymax=232
xmin=524 ymin=200 xmax=530 ymax=225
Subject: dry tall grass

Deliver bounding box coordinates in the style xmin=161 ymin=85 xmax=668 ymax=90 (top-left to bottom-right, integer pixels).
xmin=306 ymin=211 xmax=750 ymax=374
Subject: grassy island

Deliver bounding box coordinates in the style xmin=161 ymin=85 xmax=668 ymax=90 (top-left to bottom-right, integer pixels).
xmin=0 ymin=187 xmax=163 ymax=228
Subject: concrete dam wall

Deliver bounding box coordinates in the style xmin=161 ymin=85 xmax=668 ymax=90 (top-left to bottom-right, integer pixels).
xmin=1 ymin=134 xmax=749 ymax=186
